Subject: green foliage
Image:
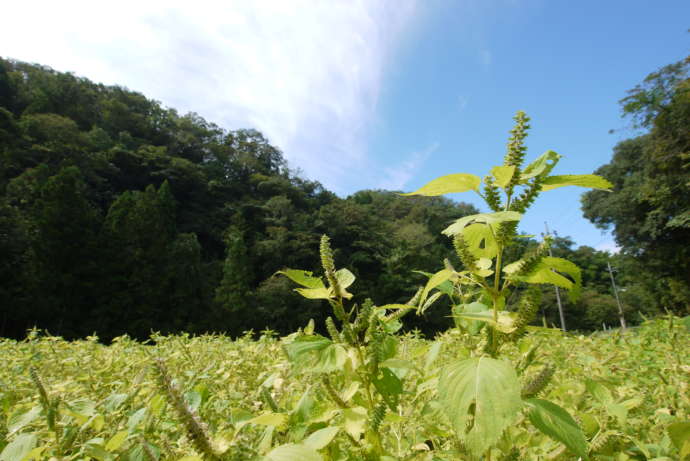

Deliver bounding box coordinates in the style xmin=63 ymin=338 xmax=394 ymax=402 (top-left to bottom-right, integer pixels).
xmin=438 ymin=357 xmax=521 ymax=455
xmin=583 ymin=54 xmax=690 ymax=314
xmin=1 ymin=318 xmax=687 ymax=459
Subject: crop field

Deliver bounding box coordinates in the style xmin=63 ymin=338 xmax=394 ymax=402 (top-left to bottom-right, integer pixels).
xmin=1 ymin=318 xmax=688 ymax=460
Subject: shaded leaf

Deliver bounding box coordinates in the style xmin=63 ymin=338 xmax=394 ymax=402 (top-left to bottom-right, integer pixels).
xmin=438 ymin=357 xmax=521 ymax=455
xmin=265 ymin=443 xmax=323 ymax=461
xmin=524 ymin=398 xmax=588 ymax=459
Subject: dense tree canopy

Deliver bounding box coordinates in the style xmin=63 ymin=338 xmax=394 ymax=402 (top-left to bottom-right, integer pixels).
xmin=582 ymin=55 xmax=690 ymax=313
xmin=0 ymin=56 xmax=676 ymax=340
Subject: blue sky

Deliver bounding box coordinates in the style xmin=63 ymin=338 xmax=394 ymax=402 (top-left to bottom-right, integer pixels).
xmin=2 ymin=0 xmax=688 ymax=250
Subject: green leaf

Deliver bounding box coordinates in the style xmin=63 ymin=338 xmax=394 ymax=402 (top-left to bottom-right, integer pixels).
xmin=420 ymin=269 xmax=453 ymax=305
xmin=303 ymin=426 xmax=340 ymax=450
xmin=668 ymin=421 xmax=690 ymax=459
xmin=334 ymin=268 xmax=355 ymax=289
xmin=0 ymin=433 xmax=38 ymax=461
xmin=373 ymin=368 xmax=403 ymax=410
xmin=585 ymin=379 xmax=614 ymax=406
xmin=462 ymin=223 xmax=498 ymax=259
xmin=521 ymin=150 xmax=561 ymax=180
xmin=248 ymin=412 xmax=288 ymax=428
xmin=401 ymin=173 xmax=481 ymax=196
xmin=453 ymin=302 xmax=489 ymax=334
xmin=491 ymin=165 xmax=516 ymax=188
xmin=342 ymin=407 xmax=367 ymax=440
xmin=517 ymin=257 xmax=582 ymax=301
xmin=265 ymin=443 xmax=323 ymax=461
xmin=7 ymin=406 xmax=41 ymax=436
xmin=453 ymin=310 xmax=518 ymax=333
xmin=541 ymin=174 xmax=613 ymax=191
xmin=277 ymin=269 xmax=325 ymax=289
xmin=284 ymin=335 xmax=346 ymax=374
xmin=438 ymin=357 xmax=521 ymax=455
xmin=524 ymin=398 xmax=588 ymax=459
xmin=105 ymin=430 xmax=129 ymax=451
xmin=442 ymin=211 xmax=522 ymax=236
xmin=294 ymin=287 xmax=332 ymax=300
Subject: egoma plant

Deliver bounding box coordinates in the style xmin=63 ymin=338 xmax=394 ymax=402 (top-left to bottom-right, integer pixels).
xmin=279 ymin=112 xmax=613 ymax=460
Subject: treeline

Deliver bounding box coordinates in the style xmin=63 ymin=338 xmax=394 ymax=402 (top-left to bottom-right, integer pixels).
xmin=0 ymin=57 xmax=684 ymax=341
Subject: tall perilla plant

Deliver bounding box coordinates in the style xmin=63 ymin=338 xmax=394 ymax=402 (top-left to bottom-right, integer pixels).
xmin=281 ymin=111 xmax=612 ymax=459
xmin=402 ymin=111 xmax=612 ymax=458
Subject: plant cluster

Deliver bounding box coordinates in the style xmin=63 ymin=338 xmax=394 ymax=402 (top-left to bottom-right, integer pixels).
xmin=3 ymin=113 xmax=689 ymax=460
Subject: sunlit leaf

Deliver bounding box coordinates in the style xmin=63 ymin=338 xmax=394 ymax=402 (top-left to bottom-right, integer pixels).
xmin=343 ymin=407 xmax=367 ymax=440
xmin=491 ymin=165 xmax=516 ymax=188
xmin=284 ymin=335 xmax=346 ymax=373
xmin=303 ymin=426 xmax=340 ymax=451
xmin=443 ymin=211 xmax=522 ymax=236
xmin=294 ymin=287 xmax=332 ymax=300
xmin=541 ymin=174 xmax=613 ymax=191
xmin=521 ymin=150 xmax=561 ymax=180
xmin=0 ymin=433 xmax=38 ymax=461
xmin=277 ymin=269 xmax=325 ymax=289
xmin=421 ymin=269 xmax=453 ymax=305
xmin=401 ymin=173 xmax=481 ymax=196
xmin=265 ymin=443 xmax=323 ymax=461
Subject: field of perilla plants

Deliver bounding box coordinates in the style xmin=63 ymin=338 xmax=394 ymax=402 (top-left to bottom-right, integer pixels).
xmin=1 ymin=318 xmax=688 ymax=461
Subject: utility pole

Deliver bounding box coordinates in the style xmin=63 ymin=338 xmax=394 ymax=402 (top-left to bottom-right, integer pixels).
xmin=607 ymin=261 xmax=627 ymax=330
xmin=544 ymin=222 xmax=566 ymax=332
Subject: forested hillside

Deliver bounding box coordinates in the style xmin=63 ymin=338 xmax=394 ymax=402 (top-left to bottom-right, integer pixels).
xmin=0 ymin=57 xmax=683 ymax=341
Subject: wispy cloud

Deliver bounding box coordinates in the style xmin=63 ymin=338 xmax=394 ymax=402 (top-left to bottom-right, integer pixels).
xmin=2 ymin=0 xmax=418 ymax=193
xmin=376 ymin=142 xmax=440 ymax=191
xmin=595 ymin=240 xmax=621 ymax=254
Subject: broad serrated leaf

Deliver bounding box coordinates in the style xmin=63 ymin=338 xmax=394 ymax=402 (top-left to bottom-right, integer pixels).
xmin=284 ymin=335 xmax=346 ymax=373
xmin=277 ymin=269 xmax=325 ymax=289
xmin=343 ymin=407 xmax=367 ymax=440
xmin=453 ymin=310 xmax=518 ymax=333
xmin=438 ymin=357 xmax=521 ymax=455
xmin=443 ymin=211 xmax=522 ymax=236
xmin=541 ymin=174 xmax=612 ymax=191
xmin=585 ymin=379 xmax=614 ymax=405
xmin=294 ymin=287 xmax=332 ymax=299
xmin=248 ymin=412 xmax=288 ymax=428
xmin=0 ymin=433 xmax=37 ymax=461
xmin=401 ymin=173 xmax=481 ymax=196
xmin=516 ymin=257 xmax=582 ymax=301
xmin=265 ymin=443 xmax=323 ymax=461
xmin=7 ymin=406 xmax=41 ymax=436
xmin=668 ymin=421 xmax=690 ymax=459
xmin=521 ymin=150 xmax=561 ymax=180
xmin=524 ymin=398 xmax=588 ymax=459
xmin=460 ymin=223 xmax=499 ymax=259
xmin=303 ymin=426 xmax=340 ymax=450
xmin=373 ymin=368 xmax=403 ymax=410
xmin=491 ymin=165 xmax=516 ymax=188
xmin=334 ymin=268 xmax=355 ymax=289
xmin=453 ymin=302 xmax=489 ymax=334
xmin=105 ymin=431 xmax=129 ymax=452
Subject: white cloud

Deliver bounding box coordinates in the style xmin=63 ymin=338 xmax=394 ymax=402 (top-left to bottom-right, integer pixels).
xmin=376 ymin=142 xmax=439 ymax=191
xmin=2 ymin=0 xmax=418 ymax=193
xmin=595 ymin=240 xmax=621 ymax=254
